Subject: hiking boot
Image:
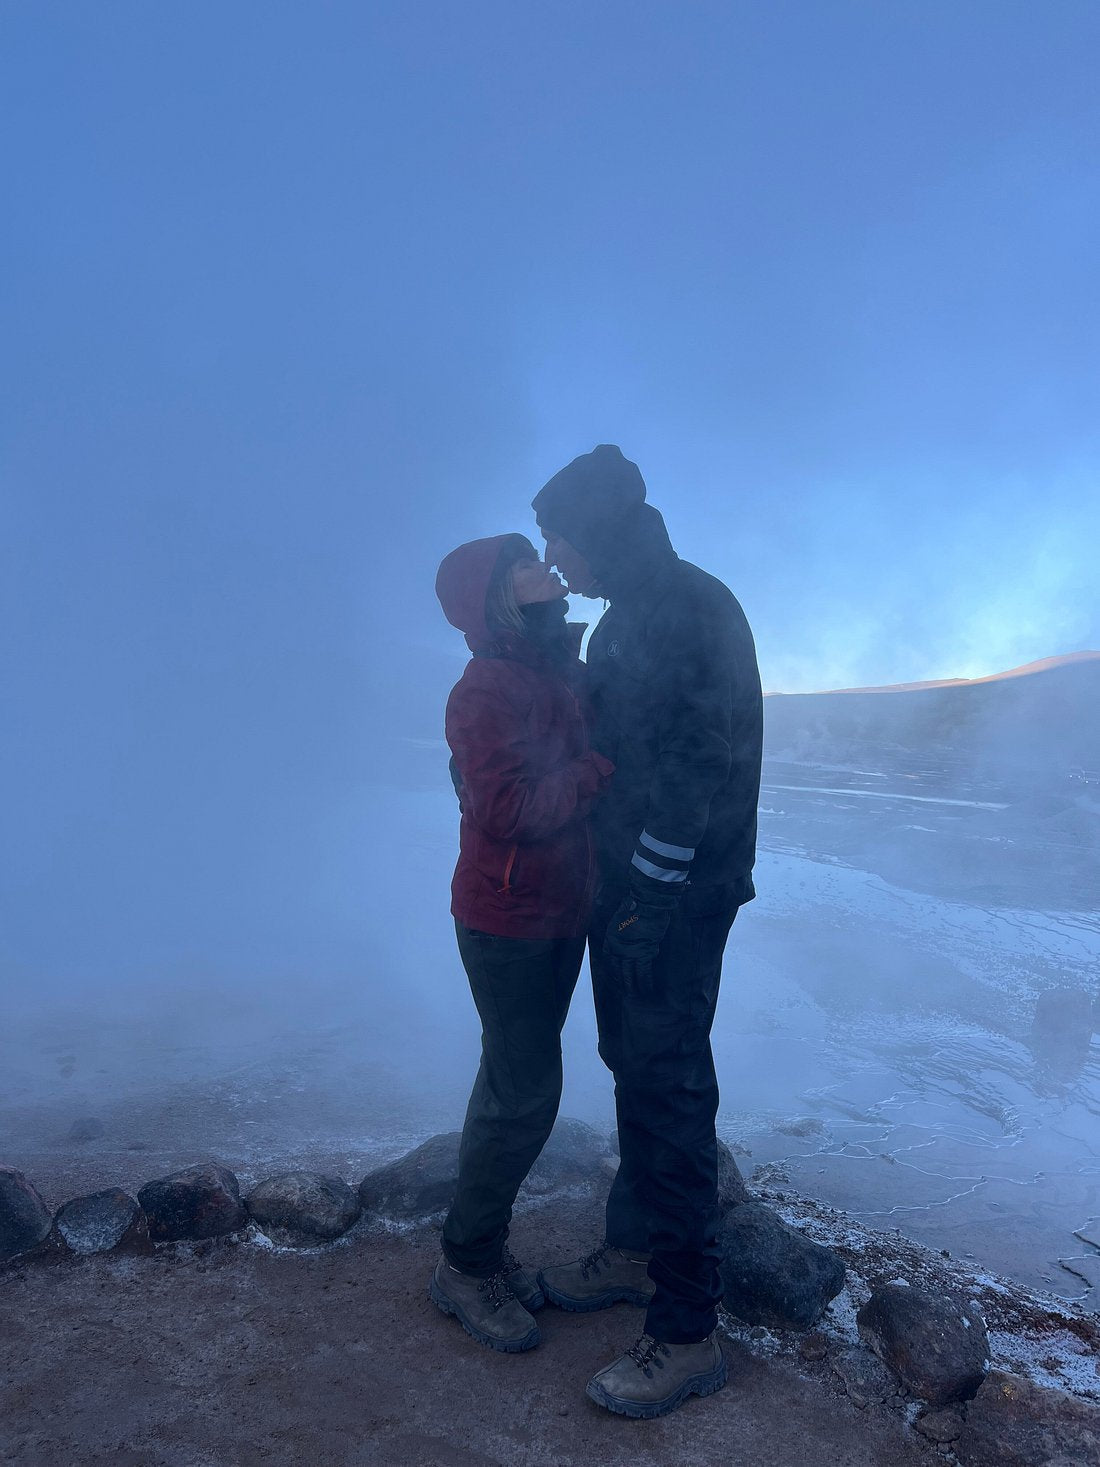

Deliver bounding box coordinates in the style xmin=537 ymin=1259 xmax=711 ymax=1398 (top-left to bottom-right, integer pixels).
xmin=429 ymin=1257 xmax=540 ymax=1352
xmin=586 ymin=1330 xmax=727 ymax=1419
xmin=538 ymin=1242 xmax=655 ymax=1312
xmin=502 ymin=1245 xmax=545 ymax=1313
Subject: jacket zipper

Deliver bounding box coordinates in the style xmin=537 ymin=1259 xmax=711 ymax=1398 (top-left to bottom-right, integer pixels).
xmin=497 ymin=844 xmax=518 ymax=896
xmin=572 ymin=689 xmax=599 ymax=936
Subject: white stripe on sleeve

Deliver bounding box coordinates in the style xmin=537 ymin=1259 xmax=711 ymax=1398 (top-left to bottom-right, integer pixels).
xmin=638 ymin=831 xmax=695 ymax=862
xmin=631 ymin=852 xmax=689 ymax=883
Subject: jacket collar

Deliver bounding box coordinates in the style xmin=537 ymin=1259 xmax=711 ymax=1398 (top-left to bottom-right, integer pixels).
xmin=601 ymin=514 xmax=678 ymax=608
xmin=473 ymin=623 xmax=587 ymax=672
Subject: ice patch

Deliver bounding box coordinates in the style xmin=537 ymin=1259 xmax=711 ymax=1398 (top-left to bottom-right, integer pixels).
xmin=988 ymin=1328 xmax=1100 ymax=1400
xmin=762 ymin=783 xmax=1009 ymax=810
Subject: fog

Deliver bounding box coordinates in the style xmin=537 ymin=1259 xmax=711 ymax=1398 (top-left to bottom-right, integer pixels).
xmin=3 ymin=4 xmax=1099 ymax=1300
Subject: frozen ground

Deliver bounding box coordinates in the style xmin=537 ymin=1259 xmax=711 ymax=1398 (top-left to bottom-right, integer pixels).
xmin=732 ymin=758 xmax=1100 ymax=1302
xmin=3 ymin=750 xmax=1099 ymax=1310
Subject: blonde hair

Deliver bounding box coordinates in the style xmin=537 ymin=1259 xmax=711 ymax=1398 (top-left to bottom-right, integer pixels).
xmin=484 ymin=563 xmax=527 ymax=637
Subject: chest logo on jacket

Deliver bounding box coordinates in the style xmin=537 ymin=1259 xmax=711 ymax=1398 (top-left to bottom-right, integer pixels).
xmin=606 ymin=640 xmax=621 ymax=657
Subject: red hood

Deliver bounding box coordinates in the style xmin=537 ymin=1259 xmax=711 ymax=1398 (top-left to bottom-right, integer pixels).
xmin=435 ymin=534 xmax=536 ymax=652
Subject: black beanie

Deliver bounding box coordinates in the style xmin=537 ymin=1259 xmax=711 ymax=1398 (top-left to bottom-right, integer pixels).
xmin=532 ymin=444 xmax=646 ymax=562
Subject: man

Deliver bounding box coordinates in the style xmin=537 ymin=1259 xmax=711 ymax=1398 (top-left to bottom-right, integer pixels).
xmin=532 ymin=444 xmax=763 ymax=1419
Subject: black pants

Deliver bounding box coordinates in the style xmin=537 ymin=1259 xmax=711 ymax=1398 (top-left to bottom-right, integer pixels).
xmin=442 ymin=921 xmax=586 ymax=1276
xmin=591 ymin=888 xmax=739 ymax=1344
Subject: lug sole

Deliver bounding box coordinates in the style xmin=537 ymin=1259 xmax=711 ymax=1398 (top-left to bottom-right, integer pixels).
xmin=537 ymin=1271 xmax=654 ymax=1313
xmin=429 ymin=1275 xmax=540 ymax=1353
xmin=585 ymin=1357 xmax=728 ymax=1419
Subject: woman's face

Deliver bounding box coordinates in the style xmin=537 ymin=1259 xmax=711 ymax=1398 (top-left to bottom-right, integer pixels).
xmin=511 ymin=556 xmax=567 ymax=605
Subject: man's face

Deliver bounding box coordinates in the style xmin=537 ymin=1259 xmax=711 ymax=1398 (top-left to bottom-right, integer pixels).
xmin=541 ymin=531 xmax=601 ymax=598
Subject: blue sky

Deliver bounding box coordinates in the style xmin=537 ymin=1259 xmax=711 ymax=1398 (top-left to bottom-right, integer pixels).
xmin=3 ymin=2 xmax=1098 ymax=982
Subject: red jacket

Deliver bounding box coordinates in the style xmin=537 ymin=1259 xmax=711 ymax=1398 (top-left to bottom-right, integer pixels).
xmin=437 ymin=537 xmax=613 ymax=939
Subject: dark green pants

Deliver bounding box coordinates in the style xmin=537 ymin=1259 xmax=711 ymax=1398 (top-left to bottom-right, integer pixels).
xmin=442 ymin=921 xmax=585 ymax=1276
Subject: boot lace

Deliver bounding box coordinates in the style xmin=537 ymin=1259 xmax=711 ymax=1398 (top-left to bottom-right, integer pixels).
xmin=476 ymin=1268 xmax=516 ymax=1314
xmin=626 ymin=1333 xmax=672 ymax=1378
xmin=501 ymin=1246 xmax=522 ymax=1276
xmin=579 ymin=1242 xmax=612 ymax=1279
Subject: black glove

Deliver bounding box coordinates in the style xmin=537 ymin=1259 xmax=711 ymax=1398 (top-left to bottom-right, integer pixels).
xmin=603 ymin=890 xmax=677 ymax=993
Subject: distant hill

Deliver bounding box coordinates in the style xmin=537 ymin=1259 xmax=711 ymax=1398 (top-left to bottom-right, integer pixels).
xmin=764 ymin=652 xmax=1100 ymax=778
xmin=379 ymin=646 xmax=1100 ymax=790
xmin=808 ymin=652 xmax=1100 ymax=696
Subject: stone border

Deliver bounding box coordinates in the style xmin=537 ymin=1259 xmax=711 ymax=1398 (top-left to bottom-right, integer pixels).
xmin=5 ymin=1125 xmax=1100 ymax=1464
xmin=0 ymin=1117 xmax=621 ymax=1263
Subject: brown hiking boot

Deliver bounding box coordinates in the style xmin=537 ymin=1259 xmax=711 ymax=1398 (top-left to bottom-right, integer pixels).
xmin=429 ymin=1257 xmax=540 ymax=1352
xmin=502 ymin=1245 xmax=545 ymax=1312
xmin=586 ymin=1330 xmax=728 ymax=1418
xmin=537 ymin=1242 xmax=655 ymax=1312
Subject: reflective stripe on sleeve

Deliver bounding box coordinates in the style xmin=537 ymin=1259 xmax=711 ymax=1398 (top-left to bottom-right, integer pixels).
xmin=631 ymin=852 xmax=689 ymax=883
xmin=638 ymin=831 xmax=695 ymax=862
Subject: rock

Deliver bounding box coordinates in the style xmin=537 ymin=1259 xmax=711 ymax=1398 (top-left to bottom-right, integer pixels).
xmin=67 ymin=1116 xmax=105 ymax=1143
xmin=1031 ymin=988 xmax=1096 ymax=1076
xmin=717 ymin=1201 xmax=845 ymax=1329
xmin=0 ymin=1167 xmax=53 ymax=1263
xmin=857 ymin=1283 xmax=988 ymax=1407
xmin=799 ymin=1332 xmax=829 ymax=1363
xmin=830 ymin=1345 xmax=900 ymax=1409
xmin=775 ymin=1116 xmax=826 ymax=1138
xmin=137 ymin=1163 xmax=248 ymax=1243
xmin=359 ymin=1132 xmax=461 ymax=1221
xmin=1032 ymin=986 xmax=1094 ymax=1040
xmin=717 ymin=1139 xmax=750 ymax=1210
xmin=915 ymin=1405 xmax=965 ymax=1445
xmin=54 ymin=1189 xmax=150 ymax=1256
xmin=523 ymin=1118 xmax=612 ymax=1195
xmin=247 ymin=1172 xmax=361 ymax=1244
xmin=956 ymin=1370 xmax=1100 ymax=1467
xmin=359 ymin=1118 xmax=616 ymax=1223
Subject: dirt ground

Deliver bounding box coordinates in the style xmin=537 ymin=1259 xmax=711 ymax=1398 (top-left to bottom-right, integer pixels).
xmin=0 ymin=1192 xmax=937 ymax=1467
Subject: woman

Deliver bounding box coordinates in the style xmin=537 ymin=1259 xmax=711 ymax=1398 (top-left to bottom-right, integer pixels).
xmin=431 ymin=533 xmax=613 ymax=1353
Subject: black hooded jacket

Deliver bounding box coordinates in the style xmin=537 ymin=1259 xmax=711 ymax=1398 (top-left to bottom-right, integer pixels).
xmin=534 ymin=449 xmax=762 ymax=907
